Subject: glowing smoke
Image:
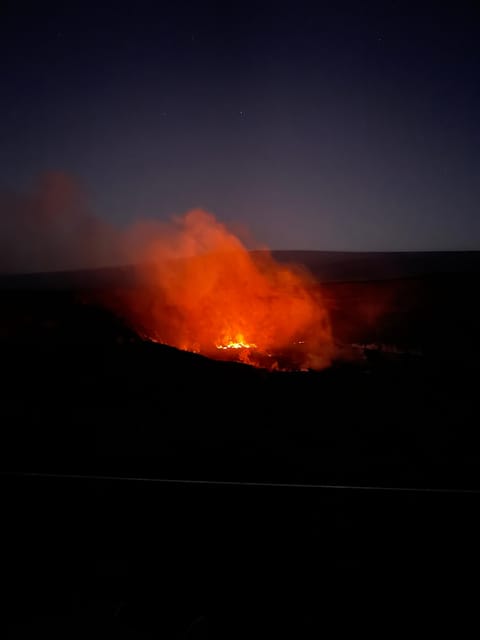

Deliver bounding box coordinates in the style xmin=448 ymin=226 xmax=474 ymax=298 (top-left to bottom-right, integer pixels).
xmin=0 ymin=173 xmax=334 ymax=370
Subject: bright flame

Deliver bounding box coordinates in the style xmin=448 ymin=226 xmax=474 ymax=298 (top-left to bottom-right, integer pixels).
xmin=113 ymin=209 xmax=334 ymax=370
xmin=216 ymin=334 xmax=257 ymax=350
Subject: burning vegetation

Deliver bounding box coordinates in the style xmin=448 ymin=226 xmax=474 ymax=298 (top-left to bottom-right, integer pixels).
xmin=115 ymin=210 xmax=334 ymax=371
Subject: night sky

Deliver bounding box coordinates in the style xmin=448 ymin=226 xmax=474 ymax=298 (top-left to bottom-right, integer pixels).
xmin=1 ymin=1 xmax=479 ymax=251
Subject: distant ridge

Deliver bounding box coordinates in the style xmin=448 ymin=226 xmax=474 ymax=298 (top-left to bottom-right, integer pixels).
xmin=0 ymin=250 xmax=479 ymax=290
xmin=268 ymin=250 xmax=480 ymax=282
xmin=0 ymin=264 xmax=138 ymax=291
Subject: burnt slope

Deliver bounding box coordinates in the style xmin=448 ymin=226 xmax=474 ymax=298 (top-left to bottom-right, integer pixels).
xmin=2 ymin=261 xmax=480 ymax=634
xmin=0 ymin=265 xmax=479 ymax=489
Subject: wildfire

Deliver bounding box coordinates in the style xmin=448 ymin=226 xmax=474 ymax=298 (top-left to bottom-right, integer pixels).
xmin=216 ymin=338 xmax=258 ymax=350
xmin=215 ymin=332 xmax=257 ymax=350
xmin=115 ymin=209 xmax=334 ymax=371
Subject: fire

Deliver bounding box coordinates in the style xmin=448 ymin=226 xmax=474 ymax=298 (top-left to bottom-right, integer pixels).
xmin=216 ymin=336 xmax=257 ymax=350
xmin=116 ymin=209 xmax=334 ymax=371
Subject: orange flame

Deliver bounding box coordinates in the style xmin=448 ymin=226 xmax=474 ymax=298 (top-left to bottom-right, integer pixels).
xmin=216 ymin=335 xmax=257 ymax=350
xmin=118 ymin=210 xmax=333 ymax=370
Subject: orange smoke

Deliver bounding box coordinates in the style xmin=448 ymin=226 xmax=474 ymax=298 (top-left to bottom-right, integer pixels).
xmin=118 ymin=209 xmax=333 ymax=370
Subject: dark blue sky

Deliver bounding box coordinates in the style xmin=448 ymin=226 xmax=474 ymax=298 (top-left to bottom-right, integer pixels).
xmin=1 ymin=1 xmax=479 ymax=250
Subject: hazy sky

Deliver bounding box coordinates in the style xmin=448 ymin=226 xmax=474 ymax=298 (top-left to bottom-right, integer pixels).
xmin=1 ymin=1 xmax=479 ymax=250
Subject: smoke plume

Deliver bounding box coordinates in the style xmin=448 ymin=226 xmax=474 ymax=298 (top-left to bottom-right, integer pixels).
xmin=0 ymin=173 xmax=334 ymax=369
xmin=0 ymin=172 xmax=122 ymax=273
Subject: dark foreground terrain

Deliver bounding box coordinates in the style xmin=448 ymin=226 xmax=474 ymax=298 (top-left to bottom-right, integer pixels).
xmin=2 ymin=251 xmax=480 ymax=635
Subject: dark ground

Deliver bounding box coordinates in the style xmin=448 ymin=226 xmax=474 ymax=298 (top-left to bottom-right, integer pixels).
xmin=2 ymin=251 xmax=480 ymax=636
